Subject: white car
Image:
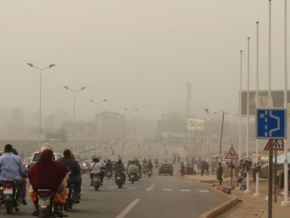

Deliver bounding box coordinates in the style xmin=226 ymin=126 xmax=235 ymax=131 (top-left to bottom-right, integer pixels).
xmin=29 ymin=151 xmax=63 ymax=167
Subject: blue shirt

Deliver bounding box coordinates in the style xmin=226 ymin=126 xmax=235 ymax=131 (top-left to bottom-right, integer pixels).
xmin=0 ymin=152 xmax=27 ymax=181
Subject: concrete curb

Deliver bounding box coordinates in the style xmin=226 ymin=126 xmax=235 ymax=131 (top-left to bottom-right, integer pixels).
xmin=199 ymin=186 xmax=240 ymax=218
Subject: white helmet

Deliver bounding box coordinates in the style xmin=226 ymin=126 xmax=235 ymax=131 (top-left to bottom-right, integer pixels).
xmin=40 ymin=143 xmax=53 ymax=152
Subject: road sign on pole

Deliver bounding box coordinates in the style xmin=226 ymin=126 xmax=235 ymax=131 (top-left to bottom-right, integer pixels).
xmin=263 ymin=139 xmax=285 ymax=151
xmin=256 ymin=108 xmax=287 ymax=139
xmin=225 ymin=146 xmax=239 ymax=160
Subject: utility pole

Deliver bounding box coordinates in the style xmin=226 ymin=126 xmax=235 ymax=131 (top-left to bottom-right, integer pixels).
xmin=187 ymin=82 xmax=192 ymax=146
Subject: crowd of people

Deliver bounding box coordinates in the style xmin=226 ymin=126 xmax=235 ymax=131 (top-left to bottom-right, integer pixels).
xmin=0 ymin=143 xmax=83 ymax=217
xmin=0 ymin=142 xmax=261 ymax=217
xmin=0 ymin=143 xmax=159 ymax=217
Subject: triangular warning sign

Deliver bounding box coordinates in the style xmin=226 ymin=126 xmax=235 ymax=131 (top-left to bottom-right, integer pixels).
xmin=225 ymin=147 xmax=239 ymax=159
xmin=264 ymin=139 xmax=284 ymax=151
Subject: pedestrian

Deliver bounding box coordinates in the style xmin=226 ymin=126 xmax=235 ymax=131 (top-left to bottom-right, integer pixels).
xmin=205 ymin=161 xmax=209 ymax=176
xmin=216 ymin=162 xmax=223 ymax=188
xmin=211 ymin=162 xmax=215 ymax=175
xmin=200 ymin=160 xmax=206 ymax=176
xmin=191 ymin=156 xmax=195 ymax=169
xmin=179 ymin=162 xmax=186 ymax=180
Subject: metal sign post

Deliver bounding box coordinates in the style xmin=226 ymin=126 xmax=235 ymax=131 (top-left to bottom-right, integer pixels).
xmin=256 ymin=108 xmax=287 ymax=218
xmin=224 ymin=145 xmax=239 ymax=188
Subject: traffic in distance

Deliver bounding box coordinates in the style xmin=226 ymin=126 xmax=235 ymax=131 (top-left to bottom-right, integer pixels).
xmin=0 ymin=142 xmax=229 ymax=218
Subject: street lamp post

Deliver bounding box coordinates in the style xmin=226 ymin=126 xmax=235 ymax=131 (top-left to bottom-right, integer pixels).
xmin=124 ymin=108 xmax=138 ymax=152
xmin=64 ymin=86 xmax=86 ymax=151
xmin=90 ymin=99 xmax=108 ymax=151
xmin=161 ymin=113 xmax=168 ymax=155
xmin=27 ymin=63 xmax=56 ymax=146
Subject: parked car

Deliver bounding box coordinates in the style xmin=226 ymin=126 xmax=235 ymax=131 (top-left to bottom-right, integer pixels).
xmin=81 ymin=159 xmax=93 ymax=173
xmin=159 ymin=162 xmax=173 ymax=175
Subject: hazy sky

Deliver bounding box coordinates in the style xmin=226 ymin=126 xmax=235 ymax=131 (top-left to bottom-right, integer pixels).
xmin=0 ymin=0 xmax=289 ymax=121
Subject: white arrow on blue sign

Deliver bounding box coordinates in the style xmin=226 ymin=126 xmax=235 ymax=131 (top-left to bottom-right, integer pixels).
xmin=256 ymin=108 xmax=287 ymax=139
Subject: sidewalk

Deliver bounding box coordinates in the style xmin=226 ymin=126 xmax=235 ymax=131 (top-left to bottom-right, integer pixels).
xmin=184 ymin=174 xmax=290 ymax=218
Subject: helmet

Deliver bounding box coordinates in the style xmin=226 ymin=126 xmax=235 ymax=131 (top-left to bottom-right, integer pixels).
xmin=40 ymin=143 xmax=53 ymax=152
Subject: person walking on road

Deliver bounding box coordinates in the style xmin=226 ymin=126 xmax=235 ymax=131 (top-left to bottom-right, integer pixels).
xmin=217 ymin=162 xmax=223 ymax=188
xmin=179 ymin=162 xmax=186 ymax=180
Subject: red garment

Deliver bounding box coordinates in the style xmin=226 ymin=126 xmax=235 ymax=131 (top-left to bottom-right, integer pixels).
xmin=28 ymin=149 xmax=69 ymax=192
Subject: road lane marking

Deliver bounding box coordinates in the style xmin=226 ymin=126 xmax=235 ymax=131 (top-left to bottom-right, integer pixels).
xmin=162 ymin=189 xmax=172 ymax=191
xmin=145 ymin=183 xmax=155 ymax=191
xmin=181 ymin=189 xmax=191 ymax=192
xmin=116 ymin=198 xmax=140 ymax=218
xmin=199 ymin=190 xmax=209 ymax=193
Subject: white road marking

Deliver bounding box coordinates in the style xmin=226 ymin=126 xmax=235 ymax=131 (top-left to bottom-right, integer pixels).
xmin=116 ymin=198 xmax=140 ymax=218
xmin=145 ymin=183 xmax=155 ymax=192
xmin=181 ymin=189 xmax=191 ymax=192
xmin=199 ymin=190 xmax=209 ymax=193
xmin=162 ymin=189 xmax=172 ymax=191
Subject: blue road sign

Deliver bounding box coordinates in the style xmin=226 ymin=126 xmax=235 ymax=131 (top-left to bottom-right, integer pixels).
xmin=256 ymin=108 xmax=287 ymax=139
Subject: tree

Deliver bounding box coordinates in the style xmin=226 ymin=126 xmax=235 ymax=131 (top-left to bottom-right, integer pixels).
xmin=44 ymin=128 xmax=67 ymax=143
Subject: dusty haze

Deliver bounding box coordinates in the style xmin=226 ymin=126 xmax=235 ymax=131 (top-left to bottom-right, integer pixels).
xmin=0 ymin=0 xmax=288 ymax=122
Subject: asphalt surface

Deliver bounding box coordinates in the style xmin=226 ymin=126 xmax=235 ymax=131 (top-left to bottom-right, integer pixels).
xmin=0 ymin=143 xmax=229 ymax=218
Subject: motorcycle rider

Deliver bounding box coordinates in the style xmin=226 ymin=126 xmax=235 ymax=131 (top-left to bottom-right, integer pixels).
xmin=154 ymin=158 xmax=159 ymax=168
xmin=57 ymin=149 xmax=81 ymax=203
xmin=0 ymin=144 xmax=27 ymax=205
xmin=147 ymin=160 xmax=153 ymax=174
xmin=105 ymin=159 xmax=113 ymax=171
xmin=28 ymin=144 xmax=69 ymax=217
xmin=113 ymin=159 xmax=126 ymax=183
xmin=12 ymin=148 xmax=28 ymax=205
xmin=127 ymin=160 xmax=138 ymax=176
xmin=90 ymin=157 xmax=105 ymax=186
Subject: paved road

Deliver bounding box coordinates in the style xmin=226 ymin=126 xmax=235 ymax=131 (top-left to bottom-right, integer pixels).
xmin=0 ymin=143 xmax=226 ymax=218
xmin=0 ymin=174 xmax=226 ymax=218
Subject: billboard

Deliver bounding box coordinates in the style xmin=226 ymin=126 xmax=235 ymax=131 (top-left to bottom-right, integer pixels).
xmin=241 ymin=90 xmax=290 ymax=116
xmin=187 ymin=118 xmax=205 ymax=131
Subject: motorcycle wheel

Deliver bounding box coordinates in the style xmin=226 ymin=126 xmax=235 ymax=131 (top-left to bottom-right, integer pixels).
xmin=118 ymin=183 xmax=122 ymax=189
xmin=39 ymin=208 xmax=50 ymax=218
xmin=6 ymin=201 xmax=13 ymax=214
xmin=131 ymin=180 xmax=134 ymax=184
xmin=94 ymin=185 xmax=99 ymax=191
xmin=68 ymin=199 xmax=73 ymax=209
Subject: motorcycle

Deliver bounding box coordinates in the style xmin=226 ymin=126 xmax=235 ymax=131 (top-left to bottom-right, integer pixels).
xmin=106 ymin=170 xmax=112 ymax=180
xmin=137 ymin=169 xmax=142 ymax=180
xmin=128 ymin=170 xmax=137 ymax=184
xmin=115 ymin=171 xmax=125 ymax=189
xmin=147 ymin=169 xmax=152 ymax=178
xmin=93 ymin=173 xmax=101 ymax=191
xmin=65 ymin=181 xmax=80 ymax=210
xmin=142 ymin=168 xmax=147 ymax=175
xmin=1 ymin=180 xmax=20 ymax=214
xmin=37 ymin=189 xmax=54 ymax=218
